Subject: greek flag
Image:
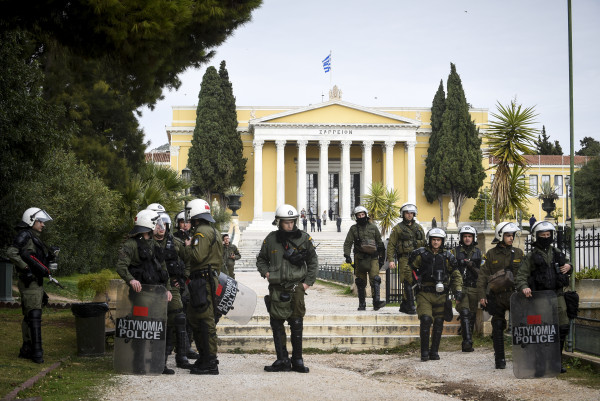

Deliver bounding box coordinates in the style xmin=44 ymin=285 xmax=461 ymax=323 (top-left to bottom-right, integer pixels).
xmin=322 ymin=53 xmax=331 ymax=73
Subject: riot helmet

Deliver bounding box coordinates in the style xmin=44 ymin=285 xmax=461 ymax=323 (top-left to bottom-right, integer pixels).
xmin=186 ymin=199 xmax=215 ymax=223
xmin=130 ymin=209 xmax=161 ymax=236
xmin=458 ymin=225 xmax=478 ymax=245
xmin=531 ymin=221 xmax=555 ymax=248
xmin=353 ymin=205 xmax=369 ymax=225
xmin=426 ymin=227 xmax=446 ymax=247
xmin=146 ymin=203 xmax=171 ymax=230
xmin=400 ymin=203 xmax=418 ymax=220
xmin=494 ymin=222 xmax=520 ymax=243
xmin=21 ymin=207 xmax=52 ymax=227
xmin=273 ymin=204 xmax=299 ymax=227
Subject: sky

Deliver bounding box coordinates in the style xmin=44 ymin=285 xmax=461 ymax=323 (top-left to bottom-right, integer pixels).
xmin=138 ymin=0 xmax=600 ymax=152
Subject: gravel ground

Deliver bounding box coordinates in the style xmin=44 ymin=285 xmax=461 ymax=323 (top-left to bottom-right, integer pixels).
xmin=99 ymin=272 xmax=599 ymax=401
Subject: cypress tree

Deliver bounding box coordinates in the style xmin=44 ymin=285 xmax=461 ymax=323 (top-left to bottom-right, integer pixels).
xmin=424 ymin=79 xmax=446 ymax=222
xmin=218 ymin=60 xmax=247 ymax=188
xmin=437 ymin=63 xmax=486 ymax=223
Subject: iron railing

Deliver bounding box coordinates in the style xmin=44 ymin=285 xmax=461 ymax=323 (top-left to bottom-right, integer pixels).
xmin=317 ymin=263 xmax=354 ymax=285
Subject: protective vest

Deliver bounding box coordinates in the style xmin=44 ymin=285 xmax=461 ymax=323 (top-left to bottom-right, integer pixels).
xmin=13 ymin=229 xmax=49 ymax=285
xmin=173 ymin=229 xmax=190 ymax=242
xmin=394 ymin=222 xmax=425 ymax=255
xmin=530 ymin=247 xmax=569 ymax=291
xmin=163 ymin=233 xmax=185 ymax=279
xmin=128 ymin=237 xmax=168 ymax=285
xmin=454 ymin=246 xmax=482 ymax=287
xmin=412 ymin=248 xmax=454 ymax=284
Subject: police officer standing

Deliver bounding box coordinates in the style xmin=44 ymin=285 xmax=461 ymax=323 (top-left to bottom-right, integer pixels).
xmin=257 ymin=204 xmax=318 ymax=373
xmin=343 ymin=206 xmax=386 ymax=311
xmin=410 ymin=228 xmax=462 ymax=362
xmin=477 ymin=222 xmax=523 ymax=369
xmin=185 ymin=198 xmax=223 ymax=375
xmin=7 ymin=208 xmax=57 ymax=364
xmin=116 ymin=209 xmax=174 ymax=373
xmin=173 ymin=210 xmax=191 ymax=242
xmin=451 ymin=225 xmax=482 ymax=352
xmin=515 ymin=221 xmax=572 ymax=373
xmin=387 ymin=203 xmax=426 ymax=315
xmin=222 ymin=234 xmax=241 ymax=278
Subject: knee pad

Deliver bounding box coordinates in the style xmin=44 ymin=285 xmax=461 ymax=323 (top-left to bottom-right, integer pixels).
xmin=28 ymin=309 xmax=42 ymax=320
xmin=491 ymin=317 xmax=506 ymax=331
xmin=355 ymin=277 xmax=367 ymax=288
xmin=175 ymin=313 xmax=186 ymax=326
xmin=459 ymin=309 xmax=471 ymax=319
xmin=373 ymin=276 xmax=381 ymax=285
xmin=420 ymin=315 xmax=433 ymax=326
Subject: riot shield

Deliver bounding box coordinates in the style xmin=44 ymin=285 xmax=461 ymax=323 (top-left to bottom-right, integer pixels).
xmin=510 ymin=290 xmax=561 ymax=379
xmin=215 ymin=272 xmax=257 ymax=325
xmin=113 ymin=284 xmax=168 ymax=375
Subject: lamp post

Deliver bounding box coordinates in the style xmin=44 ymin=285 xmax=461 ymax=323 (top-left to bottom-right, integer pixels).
xmin=481 ymin=188 xmax=489 ymax=230
xmin=565 ymin=176 xmax=571 ymax=222
xmin=182 ymin=167 xmax=191 ymax=195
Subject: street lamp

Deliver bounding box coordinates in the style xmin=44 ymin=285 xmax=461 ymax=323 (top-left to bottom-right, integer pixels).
xmin=480 ymin=188 xmax=489 ymax=230
xmin=565 ymin=176 xmax=571 ymax=222
xmin=182 ymin=167 xmax=191 ymax=195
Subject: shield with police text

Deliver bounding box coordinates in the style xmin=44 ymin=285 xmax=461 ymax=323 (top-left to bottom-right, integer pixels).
xmin=510 ymin=290 xmax=561 ymax=379
xmin=114 ymin=284 xmax=168 ymax=375
xmin=214 ymin=272 xmax=257 ymax=325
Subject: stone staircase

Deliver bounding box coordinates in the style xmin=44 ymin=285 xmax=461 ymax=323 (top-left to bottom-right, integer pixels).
xmin=217 ymin=313 xmax=460 ymax=352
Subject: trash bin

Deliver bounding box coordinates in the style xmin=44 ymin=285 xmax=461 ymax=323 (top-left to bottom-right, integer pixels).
xmin=71 ymin=302 xmax=109 ymax=356
xmin=0 ymin=257 xmax=14 ymax=302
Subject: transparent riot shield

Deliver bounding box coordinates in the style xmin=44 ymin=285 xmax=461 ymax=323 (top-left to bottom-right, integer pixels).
xmin=510 ymin=290 xmax=561 ymax=379
xmin=114 ymin=284 xmax=168 ymax=375
xmin=215 ymin=272 xmax=257 ymax=325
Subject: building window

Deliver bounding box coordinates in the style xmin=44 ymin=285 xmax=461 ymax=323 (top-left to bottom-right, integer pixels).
xmin=541 ymin=175 xmax=550 ymax=188
xmin=529 ymin=175 xmax=538 ymax=195
xmin=555 ymin=175 xmax=563 ymax=196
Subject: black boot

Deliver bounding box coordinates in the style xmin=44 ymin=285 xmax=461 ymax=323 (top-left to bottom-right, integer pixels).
xmin=469 ymin=311 xmax=477 ymax=337
xmin=190 ymin=321 xmax=219 ymax=375
xmin=399 ymin=281 xmax=417 ymax=315
xmin=185 ymin=317 xmax=199 ymax=359
xmin=175 ymin=313 xmax=193 ymax=369
xmin=419 ymin=315 xmax=432 ymax=361
xmin=162 ymin=354 xmax=175 ymax=375
xmin=559 ymin=324 xmax=569 ymax=373
xmin=429 ymin=317 xmax=444 ymax=360
xmin=371 ymin=276 xmax=386 ymax=311
xmin=492 ymin=318 xmax=506 ymax=369
xmin=460 ymin=309 xmax=474 ymax=352
xmin=264 ymin=318 xmax=291 ymax=372
xmin=19 ymin=341 xmax=32 ymax=360
xmin=355 ymin=278 xmax=367 ymax=311
xmin=289 ymin=317 xmax=309 ymax=373
xmin=28 ymin=309 xmax=43 ymax=364
xmin=163 ymin=326 xmax=175 ymax=374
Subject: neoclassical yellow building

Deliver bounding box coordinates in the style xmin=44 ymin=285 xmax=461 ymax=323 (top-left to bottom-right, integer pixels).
xmin=166 ymin=90 xmax=588 ymax=229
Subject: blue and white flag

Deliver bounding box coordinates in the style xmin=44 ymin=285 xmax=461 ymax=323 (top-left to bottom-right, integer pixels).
xmin=322 ymin=53 xmax=331 ymax=73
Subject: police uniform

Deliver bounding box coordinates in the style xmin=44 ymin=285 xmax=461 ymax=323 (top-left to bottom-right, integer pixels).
xmin=257 ymin=228 xmax=318 ymax=373
xmin=186 ymin=221 xmax=223 ymax=374
xmin=476 ymin=242 xmax=524 ymax=368
xmin=387 ymin=220 xmax=426 ymax=313
xmin=222 ymin=243 xmax=241 ymax=278
xmin=451 ymin=243 xmax=482 ymax=351
xmin=7 ymin=227 xmax=53 ymax=363
xmin=410 ymin=245 xmax=462 ymax=361
xmin=343 ymin=221 xmax=386 ymax=310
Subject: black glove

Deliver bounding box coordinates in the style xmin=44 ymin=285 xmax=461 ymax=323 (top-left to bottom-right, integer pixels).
xmin=454 ymin=290 xmax=464 ymax=302
xmin=344 ymin=255 xmax=352 ymax=264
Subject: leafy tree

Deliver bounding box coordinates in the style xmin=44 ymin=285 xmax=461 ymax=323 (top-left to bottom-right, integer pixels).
xmin=218 ymin=61 xmax=247 ymax=190
xmin=576 ymin=136 xmax=600 ymax=156
xmin=485 ymin=100 xmax=538 ymax=223
xmin=362 ymin=181 xmax=400 ymax=237
xmin=13 ymin=150 xmax=121 ymax=274
xmin=435 ymin=63 xmax=486 ymax=223
xmin=468 ymin=188 xmax=493 ymax=222
xmin=424 ymin=80 xmax=446 ymax=222
xmin=536 ymin=126 xmax=563 ymax=155
xmin=573 ymin=156 xmax=600 ymax=218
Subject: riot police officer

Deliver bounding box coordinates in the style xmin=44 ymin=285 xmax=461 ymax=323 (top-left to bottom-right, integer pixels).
xmin=477 ymin=222 xmax=523 ymax=369
xmin=343 ymin=206 xmax=386 ymax=311
xmin=146 ymin=203 xmax=197 ymax=371
xmin=7 ymin=208 xmax=57 ymax=364
xmin=185 ymin=198 xmax=223 ymax=375
xmin=222 ymin=234 xmax=241 ymax=278
xmin=116 ymin=209 xmax=173 ymax=373
xmin=173 ymin=210 xmax=191 ymax=242
xmin=515 ymin=221 xmax=572 ymax=373
xmin=451 ymin=225 xmax=482 ymax=352
xmin=257 ymin=204 xmax=318 ymax=373
xmin=410 ymin=228 xmax=462 ymax=362
xmin=387 ymin=203 xmax=426 ymax=314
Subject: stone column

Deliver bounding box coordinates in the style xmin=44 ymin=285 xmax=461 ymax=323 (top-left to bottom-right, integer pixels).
xmin=361 ymin=140 xmax=374 ymax=201
xmin=384 ymin=140 xmax=395 ymax=191
xmin=276 ymin=139 xmax=286 ymax=207
xmin=406 ymin=140 xmax=417 ymax=204
xmin=297 ymin=140 xmax=308 ymax=212
xmin=319 ymin=140 xmax=330 ymax=218
xmin=253 ymin=139 xmax=264 ymax=221
xmin=340 ymin=140 xmax=352 ymax=220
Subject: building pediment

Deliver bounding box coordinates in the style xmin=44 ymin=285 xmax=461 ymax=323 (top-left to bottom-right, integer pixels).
xmin=250 ymin=99 xmax=421 ymax=127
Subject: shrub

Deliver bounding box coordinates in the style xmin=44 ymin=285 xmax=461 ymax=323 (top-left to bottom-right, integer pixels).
xmin=575 ymin=266 xmax=600 ymax=280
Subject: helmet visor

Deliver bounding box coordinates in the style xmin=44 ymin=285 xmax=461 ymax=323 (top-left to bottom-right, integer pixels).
xmin=31 ymin=209 xmax=52 ymax=223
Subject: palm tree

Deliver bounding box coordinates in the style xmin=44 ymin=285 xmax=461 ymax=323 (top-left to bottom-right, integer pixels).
xmin=485 ymin=100 xmax=538 ymax=224
xmin=362 ymin=181 xmax=400 ymax=237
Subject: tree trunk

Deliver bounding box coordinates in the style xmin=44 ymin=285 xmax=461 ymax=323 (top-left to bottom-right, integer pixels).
xmin=438 ymin=194 xmax=444 ymax=223
xmin=451 ymin=190 xmax=467 ymax=224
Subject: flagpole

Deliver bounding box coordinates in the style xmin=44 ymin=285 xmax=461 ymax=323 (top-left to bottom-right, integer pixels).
xmin=329 ymin=50 xmax=332 ymax=92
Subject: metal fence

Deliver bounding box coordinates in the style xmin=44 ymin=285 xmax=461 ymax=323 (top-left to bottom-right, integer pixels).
xmin=317 ymin=263 xmax=354 ymax=286
xmin=572 ymin=316 xmax=600 ymax=356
